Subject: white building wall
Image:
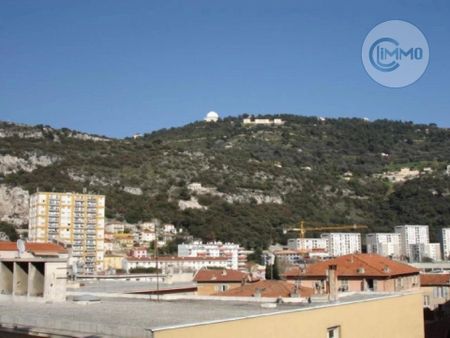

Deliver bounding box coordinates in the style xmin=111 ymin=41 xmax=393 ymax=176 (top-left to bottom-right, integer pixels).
xmin=287 ymin=238 xmax=328 ymax=251
xmin=320 ymin=233 xmax=361 ymax=257
xmin=442 ymin=228 xmax=450 ymax=260
xmin=419 ymin=243 xmax=442 ymax=262
xmin=395 ymin=225 xmax=430 ymax=261
xmin=366 ymin=233 xmax=401 ymax=258
xmin=178 ymin=242 xmax=241 ymax=270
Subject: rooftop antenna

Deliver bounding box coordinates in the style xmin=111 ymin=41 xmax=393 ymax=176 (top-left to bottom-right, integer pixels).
xmin=16 ymin=238 xmax=26 ymax=258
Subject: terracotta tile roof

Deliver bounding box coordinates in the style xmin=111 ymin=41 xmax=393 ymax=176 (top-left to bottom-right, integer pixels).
xmin=420 ymin=274 xmax=450 ymax=286
xmin=194 ymin=268 xmax=248 ymax=283
xmin=284 ymin=253 xmax=419 ymax=279
xmin=217 ymin=280 xmax=314 ymax=298
xmin=0 ymin=241 xmax=67 ymax=254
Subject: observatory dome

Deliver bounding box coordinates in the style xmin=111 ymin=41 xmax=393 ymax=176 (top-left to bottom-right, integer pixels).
xmin=204 ymin=111 xmax=219 ymax=122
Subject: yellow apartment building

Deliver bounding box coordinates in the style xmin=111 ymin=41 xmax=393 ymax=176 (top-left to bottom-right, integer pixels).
xmin=28 ymin=191 xmax=105 ymax=273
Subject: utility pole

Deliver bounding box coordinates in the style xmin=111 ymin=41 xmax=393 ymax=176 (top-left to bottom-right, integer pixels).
xmin=153 ymin=219 xmax=161 ymax=302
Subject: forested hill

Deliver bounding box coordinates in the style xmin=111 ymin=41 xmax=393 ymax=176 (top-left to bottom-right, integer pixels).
xmin=1 ymin=115 xmax=450 ymax=249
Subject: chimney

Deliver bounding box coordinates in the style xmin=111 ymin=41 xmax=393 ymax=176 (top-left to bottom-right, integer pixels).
xmin=327 ymin=264 xmax=338 ymax=302
xmin=254 ymin=288 xmax=263 ymax=298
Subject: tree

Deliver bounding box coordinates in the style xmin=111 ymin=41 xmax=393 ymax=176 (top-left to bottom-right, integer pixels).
xmin=265 ymin=256 xmax=281 ymax=280
xmin=0 ymin=222 xmax=18 ymax=241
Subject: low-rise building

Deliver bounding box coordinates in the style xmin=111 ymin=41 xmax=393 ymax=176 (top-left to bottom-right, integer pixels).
xmin=103 ymin=253 xmax=126 ymax=272
xmin=0 ymin=242 xmax=67 ymax=302
xmin=123 ymin=256 xmax=229 ymax=273
xmin=113 ymin=233 xmax=135 ymax=250
xmin=284 ymin=253 xmax=420 ymax=293
xmin=105 ymin=222 xmax=126 ymax=234
xmin=217 ymin=279 xmax=314 ymax=299
xmin=421 ymin=273 xmax=450 ymax=310
xmin=130 ymin=247 xmax=148 ymax=259
xmin=273 ymin=249 xmax=304 ymax=266
xmin=0 ymin=292 xmax=425 ymax=338
xmin=194 ymin=268 xmax=249 ymax=295
xmin=139 ymin=230 xmax=156 ymax=244
xmin=178 ymin=241 xmax=244 ymax=270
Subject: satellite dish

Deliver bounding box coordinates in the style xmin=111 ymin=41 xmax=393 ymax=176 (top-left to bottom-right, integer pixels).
xmin=16 ymin=239 xmax=26 ymax=258
xmin=0 ymin=231 xmax=9 ymax=241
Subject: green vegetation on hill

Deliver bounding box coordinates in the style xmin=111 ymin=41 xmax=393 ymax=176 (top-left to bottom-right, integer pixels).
xmin=1 ymin=116 xmax=450 ymax=248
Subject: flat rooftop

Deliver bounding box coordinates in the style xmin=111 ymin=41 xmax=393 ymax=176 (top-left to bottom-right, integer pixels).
xmin=69 ymin=280 xmax=196 ymax=294
xmin=0 ymin=293 xmax=413 ymax=338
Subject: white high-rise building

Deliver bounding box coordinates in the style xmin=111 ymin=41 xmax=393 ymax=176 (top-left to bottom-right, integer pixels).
xmin=366 ymin=233 xmax=401 ymax=258
xmin=29 ymin=192 xmax=105 ymax=273
xmin=395 ymin=225 xmax=429 ymax=261
xmin=418 ymin=243 xmax=442 ymax=262
xmin=320 ymin=233 xmax=361 ymax=257
xmin=442 ymin=228 xmax=450 ymax=260
xmin=287 ymin=238 xmax=328 ymax=252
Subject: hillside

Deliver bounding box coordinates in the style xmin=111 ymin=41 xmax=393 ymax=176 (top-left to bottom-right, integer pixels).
xmin=1 ymin=115 xmax=450 ymax=249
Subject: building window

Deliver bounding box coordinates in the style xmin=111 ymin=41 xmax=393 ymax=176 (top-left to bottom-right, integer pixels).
xmin=424 ymin=295 xmax=430 ymax=307
xmin=327 ymin=326 xmax=340 ymax=338
xmin=339 ymin=280 xmax=348 ymax=292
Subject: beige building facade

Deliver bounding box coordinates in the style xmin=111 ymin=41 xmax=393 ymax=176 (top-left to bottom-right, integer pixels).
xmin=152 ymin=293 xmax=424 ymax=338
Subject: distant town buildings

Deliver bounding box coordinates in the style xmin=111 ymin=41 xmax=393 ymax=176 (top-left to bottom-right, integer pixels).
xmin=320 ymin=233 xmax=361 ymax=257
xmin=123 ymin=256 xmax=229 ymax=273
xmin=28 ymin=192 xmax=105 ymax=273
xmin=287 ymin=238 xmax=328 ymax=252
xmin=242 ymin=117 xmax=285 ymax=126
xmin=178 ymin=241 xmax=245 ymax=270
xmin=366 ymin=233 xmax=401 ymax=258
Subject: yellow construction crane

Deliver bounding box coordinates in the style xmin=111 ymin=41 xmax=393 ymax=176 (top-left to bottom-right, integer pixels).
xmin=283 ymin=220 xmax=368 ymax=238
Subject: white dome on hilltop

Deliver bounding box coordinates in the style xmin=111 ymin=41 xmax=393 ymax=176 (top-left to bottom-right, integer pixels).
xmin=205 ymin=111 xmax=219 ymax=122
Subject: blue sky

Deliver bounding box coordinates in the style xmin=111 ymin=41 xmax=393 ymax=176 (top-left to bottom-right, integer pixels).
xmin=0 ymin=0 xmax=449 ymax=138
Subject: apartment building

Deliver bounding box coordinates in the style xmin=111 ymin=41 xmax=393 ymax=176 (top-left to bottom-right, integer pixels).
xmin=287 ymin=238 xmax=328 ymax=252
xmin=442 ymin=228 xmax=450 ymax=260
xmin=123 ymin=256 xmax=229 ymax=273
xmin=28 ymin=192 xmax=105 ymax=273
xmin=320 ymin=233 xmax=361 ymax=257
xmin=395 ymin=225 xmax=429 ymax=261
xmin=178 ymin=241 xmax=244 ymax=270
xmin=366 ymin=233 xmax=401 ymax=258
xmin=418 ymin=243 xmax=442 ymax=262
